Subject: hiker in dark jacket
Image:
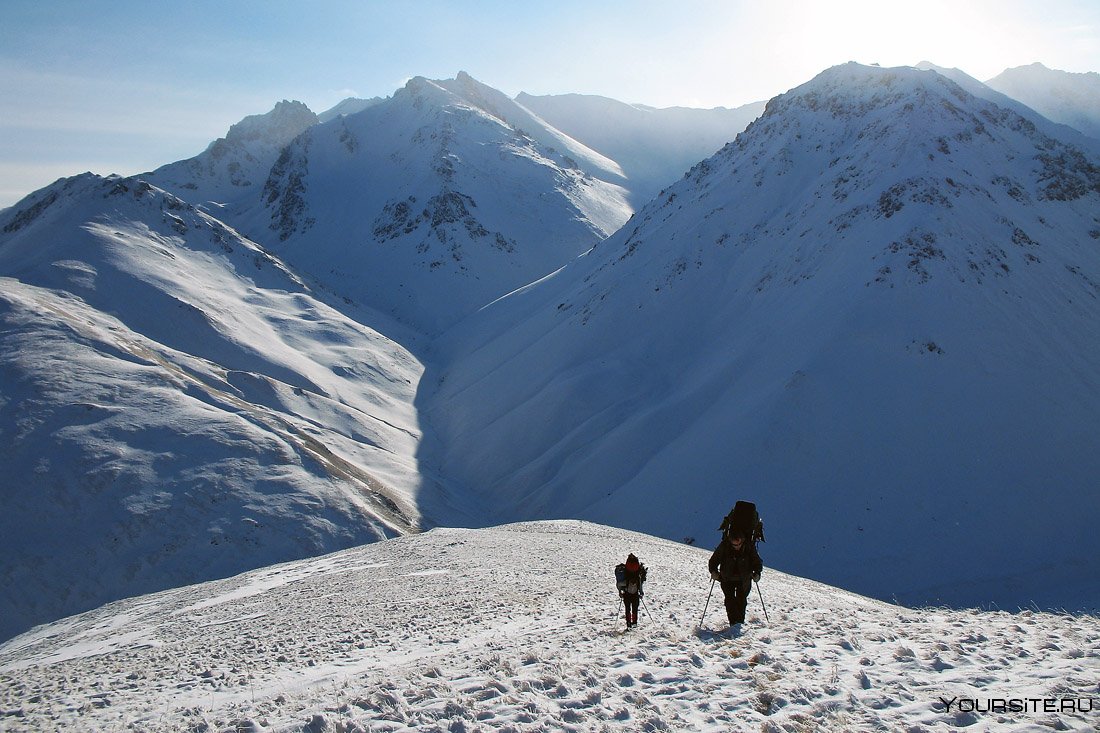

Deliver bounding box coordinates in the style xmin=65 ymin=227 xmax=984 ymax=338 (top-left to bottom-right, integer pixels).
xmin=619 ymin=553 xmax=646 ymax=628
xmin=708 ymin=532 xmax=762 ymax=627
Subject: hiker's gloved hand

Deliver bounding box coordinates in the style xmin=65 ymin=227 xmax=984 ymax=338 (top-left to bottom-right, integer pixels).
xmin=752 ymin=571 xmax=761 ymax=582
xmin=710 ymin=571 xmax=720 ymax=581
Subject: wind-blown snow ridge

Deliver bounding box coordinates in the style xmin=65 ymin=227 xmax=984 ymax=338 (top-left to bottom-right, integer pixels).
xmin=1 ymin=522 xmax=1096 ymax=732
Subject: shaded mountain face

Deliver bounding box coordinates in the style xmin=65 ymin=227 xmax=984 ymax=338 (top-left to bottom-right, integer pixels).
xmin=915 ymin=62 xmax=1099 ymax=151
xmin=243 ymin=72 xmax=633 ymax=335
xmin=424 ymin=63 xmax=1100 ymax=611
xmin=146 ymin=100 xmax=319 ymax=207
xmin=138 ymin=75 xmax=770 ymax=336
xmin=0 ymin=173 xmax=455 ymax=641
xmin=516 ymin=91 xmax=766 ymax=207
xmin=986 ymin=63 xmax=1100 ymax=142
xmin=317 ymin=96 xmax=385 ymax=124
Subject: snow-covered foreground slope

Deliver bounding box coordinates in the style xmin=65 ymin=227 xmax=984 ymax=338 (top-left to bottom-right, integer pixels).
xmin=0 ymin=174 xmax=470 ymax=642
xmin=1 ymin=521 xmax=1097 ymax=732
xmin=423 ymin=63 xmax=1100 ymax=612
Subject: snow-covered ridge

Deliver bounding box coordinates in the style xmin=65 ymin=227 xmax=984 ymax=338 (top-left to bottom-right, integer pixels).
xmin=145 ymin=101 xmax=319 ymax=209
xmin=3 ymin=61 xmax=1100 ymax=648
xmin=0 ymin=172 xmax=449 ymax=642
xmin=424 ymin=63 xmax=1100 ymax=613
xmin=987 ymin=62 xmax=1100 ymax=142
xmin=245 ymin=71 xmax=633 ymax=335
xmin=1 ymin=521 xmax=1096 ymax=732
xmin=516 ymin=90 xmax=766 ymax=206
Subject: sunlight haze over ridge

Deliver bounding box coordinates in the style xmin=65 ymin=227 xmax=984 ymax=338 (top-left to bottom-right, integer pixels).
xmin=1 ymin=0 xmax=1098 ymax=208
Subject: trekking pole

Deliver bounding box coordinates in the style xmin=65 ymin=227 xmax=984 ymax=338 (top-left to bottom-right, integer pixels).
xmin=698 ymin=579 xmax=716 ymax=629
xmin=756 ymin=582 xmax=770 ymax=623
xmin=640 ymin=595 xmax=651 ymax=621
xmin=615 ymin=596 xmax=623 ymax=622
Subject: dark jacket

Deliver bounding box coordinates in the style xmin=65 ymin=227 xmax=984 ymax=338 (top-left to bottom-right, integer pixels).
xmin=621 ymin=557 xmax=646 ymax=596
xmin=708 ymin=537 xmax=762 ymax=582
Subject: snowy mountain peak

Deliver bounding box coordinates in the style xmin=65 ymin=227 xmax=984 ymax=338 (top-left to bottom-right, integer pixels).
xmin=425 ymin=62 xmax=1100 ymax=613
xmin=223 ymin=99 xmax=317 ymax=147
xmin=317 ymin=95 xmax=384 ymax=123
xmin=252 ymin=72 xmax=632 ymax=334
xmin=767 ymin=61 xmax=960 ymax=115
xmin=145 ymin=101 xmax=318 ymax=208
xmin=727 ymin=63 xmax=1099 ymax=206
xmin=393 ymin=72 xmax=514 ymax=131
xmin=986 ymin=62 xmax=1100 ymax=141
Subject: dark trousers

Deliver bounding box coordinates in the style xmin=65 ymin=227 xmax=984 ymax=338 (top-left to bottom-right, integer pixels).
xmin=720 ymin=578 xmax=751 ymax=624
xmin=623 ymin=593 xmax=640 ymax=625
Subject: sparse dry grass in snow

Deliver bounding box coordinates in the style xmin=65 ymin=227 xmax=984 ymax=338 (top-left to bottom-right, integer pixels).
xmin=2 ymin=521 xmax=1097 ymax=732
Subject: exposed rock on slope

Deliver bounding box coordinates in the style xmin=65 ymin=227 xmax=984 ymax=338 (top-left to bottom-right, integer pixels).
xmin=424 ymin=63 xmax=1100 ymax=611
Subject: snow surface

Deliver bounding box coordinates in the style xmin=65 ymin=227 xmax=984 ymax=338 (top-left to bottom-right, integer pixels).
xmin=424 ymin=63 xmax=1100 ymax=612
xmin=220 ymin=72 xmax=634 ymax=335
xmin=1 ymin=521 xmax=1097 ymax=732
xmin=3 ymin=61 xmax=1099 ymax=656
xmin=146 ymin=101 xmax=319 ymax=209
xmin=0 ymin=173 xmax=472 ymax=642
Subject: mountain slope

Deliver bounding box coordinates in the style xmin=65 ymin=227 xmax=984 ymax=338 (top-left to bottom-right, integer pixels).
xmin=146 ymin=100 xmax=319 ymax=208
xmin=317 ymin=95 xmax=385 ymax=124
xmin=423 ymin=63 xmax=1100 ymax=611
xmin=986 ymin=62 xmax=1100 ymax=141
xmin=0 ymin=173 xmax=464 ymax=641
xmin=916 ymin=61 xmax=1100 ymax=156
xmin=516 ymin=91 xmax=766 ymax=206
xmin=240 ymin=72 xmax=633 ymax=335
xmin=1 ymin=521 xmax=1096 ymax=732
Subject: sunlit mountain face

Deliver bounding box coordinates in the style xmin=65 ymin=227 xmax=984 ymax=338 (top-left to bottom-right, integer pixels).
xmin=423 ymin=63 xmax=1100 ymax=612
xmin=0 ymin=64 xmax=1098 ymax=646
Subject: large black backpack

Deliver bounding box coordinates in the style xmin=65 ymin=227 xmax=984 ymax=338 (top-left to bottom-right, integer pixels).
xmin=614 ymin=562 xmax=647 ymax=594
xmin=719 ymin=500 xmax=765 ymax=545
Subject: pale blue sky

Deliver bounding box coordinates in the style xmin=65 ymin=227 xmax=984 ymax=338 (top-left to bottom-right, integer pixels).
xmin=2 ymin=0 xmax=1098 ymax=208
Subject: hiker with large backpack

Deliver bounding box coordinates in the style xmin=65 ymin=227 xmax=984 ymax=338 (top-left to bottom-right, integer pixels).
xmin=708 ymin=501 xmax=764 ymax=631
xmin=615 ymin=553 xmax=647 ymax=629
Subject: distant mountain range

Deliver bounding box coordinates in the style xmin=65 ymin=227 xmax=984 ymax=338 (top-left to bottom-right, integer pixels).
xmin=986 ymin=62 xmax=1100 ymax=141
xmin=1 ymin=63 xmax=1098 ymax=641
